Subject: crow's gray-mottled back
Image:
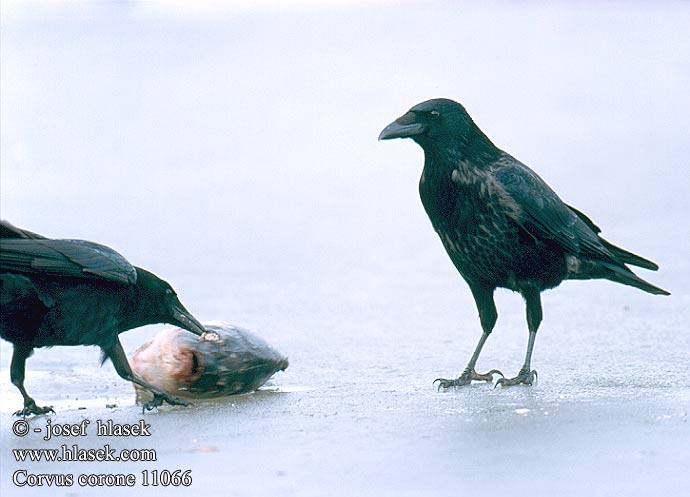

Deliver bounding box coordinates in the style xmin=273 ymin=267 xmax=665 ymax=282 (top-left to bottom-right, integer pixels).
xmin=379 ymin=98 xmax=669 ymax=388
xmin=0 ymin=220 xmax=207 ymax=415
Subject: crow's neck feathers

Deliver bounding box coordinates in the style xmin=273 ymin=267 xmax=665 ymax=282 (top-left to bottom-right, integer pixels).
xmin=419 ymin=121 xmax=501 ymax=193
xmin=118 ymin=268 xmax=163 ymax=333
xmin=417 ymin=122 xmax=510 ymax=228
xmin=419 ymin=122 xmax=500 ymax=177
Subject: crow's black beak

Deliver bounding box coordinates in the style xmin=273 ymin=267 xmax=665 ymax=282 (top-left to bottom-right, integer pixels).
xmin=171 ymin=303 xmax=206 ymax=336
xmin=378 ymin=112 xmax=427 ymax=140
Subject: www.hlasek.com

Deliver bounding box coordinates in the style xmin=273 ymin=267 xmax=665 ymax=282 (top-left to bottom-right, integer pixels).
xmin=13 ymin=443 xmax=156 ymax=462
xmin=10 ymin=417 xmax=193 ymax=488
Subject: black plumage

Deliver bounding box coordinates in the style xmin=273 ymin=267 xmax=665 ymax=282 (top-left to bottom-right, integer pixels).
xmin=379 ymin=98 xmax=669 ymax=387
xmin=0 ymin=220 xmax=207 ymax=415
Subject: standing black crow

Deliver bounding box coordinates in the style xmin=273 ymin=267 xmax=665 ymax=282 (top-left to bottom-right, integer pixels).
xmin=0 ymin=221 xmax=207 ymax=415
xmin=379 ymin=98 xmax=669 ymax=388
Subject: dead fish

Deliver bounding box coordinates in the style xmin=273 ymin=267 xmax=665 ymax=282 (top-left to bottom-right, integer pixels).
xmin=129 ymin=321 xmax=288 ymax=402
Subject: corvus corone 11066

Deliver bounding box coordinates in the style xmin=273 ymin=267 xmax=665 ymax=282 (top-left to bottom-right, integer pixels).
xmin=0 ymin=221 xmax=207 ymax=415
xmin=379 ymin=98 xmax=669 ymax=388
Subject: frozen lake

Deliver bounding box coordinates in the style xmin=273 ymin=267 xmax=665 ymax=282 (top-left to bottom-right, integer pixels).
xmin=1 ymin=1 xmax=689 ymax=496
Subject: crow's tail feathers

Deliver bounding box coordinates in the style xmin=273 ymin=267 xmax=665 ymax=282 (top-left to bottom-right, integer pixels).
xmin=600 ymin=262 xmax=670 ymax=295
xmin=567 ymin=257 xmax=670 ymax=296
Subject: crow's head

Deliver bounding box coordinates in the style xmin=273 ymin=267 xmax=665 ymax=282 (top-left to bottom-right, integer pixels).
xmin=379 ymin=98 xmax=478 ymax=147
xmin=130 ymin=268 xmax=206 ymax=336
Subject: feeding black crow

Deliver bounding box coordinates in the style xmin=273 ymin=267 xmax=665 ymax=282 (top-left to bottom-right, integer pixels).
xmin=379 ymin=98 xmax=669 ymax=388
xmin=0 ymin=220 xmax=207 ymax=415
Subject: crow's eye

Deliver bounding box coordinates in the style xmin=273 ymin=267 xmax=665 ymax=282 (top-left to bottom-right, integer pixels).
xmin=429 ymin=111 xmax=440 ymax=119
xmin=165 ymin=288 xmax=173 ymax=295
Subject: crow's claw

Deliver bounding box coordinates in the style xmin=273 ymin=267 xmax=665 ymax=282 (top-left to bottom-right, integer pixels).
xmin=434 ymin=368 xmax=504 ymax=390
xmin=434 ymin=378 xmax=457 ymax=390
xmin=13 ymin=401 xmax=54 ymax=417
xmin=142 ymin=393 xmax=190 ymax=413
xmin=495 ymin=369 xmax=537 ymax=388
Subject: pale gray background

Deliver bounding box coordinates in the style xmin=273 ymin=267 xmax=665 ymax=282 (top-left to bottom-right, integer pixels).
xmin=1 ymin=1 xmax=689 ymax=496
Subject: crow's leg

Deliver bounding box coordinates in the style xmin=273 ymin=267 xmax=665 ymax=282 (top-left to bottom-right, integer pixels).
xmin=496 ymin=288 xmax=541 ymax=387
xmin=495 ymin=331 xmax=538 ymax=387
xmin=102 ymin=338 xmax=190 ymax=413
xmin=10 ymin=345 xmax=54 ymax=417
xmin=435 ymin=286 xmax=504 ymax=389
xmin=434 ymin=332 xmax=504 ymax=389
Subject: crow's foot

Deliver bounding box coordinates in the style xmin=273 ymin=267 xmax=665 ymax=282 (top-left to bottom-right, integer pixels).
xmin=434 ymin=368 xmax=504 ymax=390
xmin=14 ymin=400 xmax=55 ymax=417
xmin=142 ymin=393 xmax=190 ymax=413
xmin=495 ymin=369 xmax=537 ymax=387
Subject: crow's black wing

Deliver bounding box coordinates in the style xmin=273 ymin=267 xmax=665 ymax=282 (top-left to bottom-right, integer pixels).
xmin=560 ymin=203 xmax=658 ymax=270
xmin=0 ymin=220 xmax=47 ymax=239
xmin=493 ymin=155 xmax=614 ymax=262
xmin=0 ymin=238 xmax=136 ymax=285
xmin=563 ymin=204 xmax=602 ymax=234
